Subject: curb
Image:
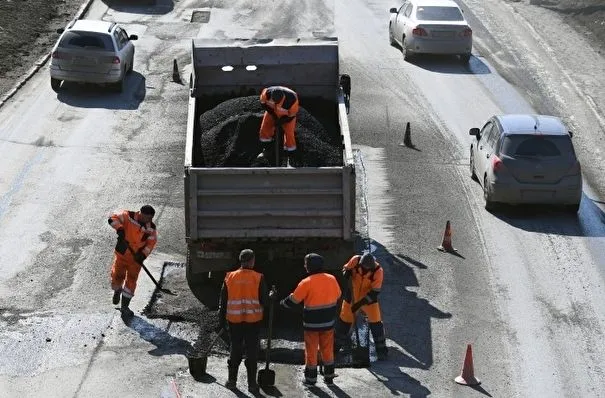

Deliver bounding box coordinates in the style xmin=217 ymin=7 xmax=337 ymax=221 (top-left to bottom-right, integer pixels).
xmin=0 ymin=0 xmax=95 ymax=110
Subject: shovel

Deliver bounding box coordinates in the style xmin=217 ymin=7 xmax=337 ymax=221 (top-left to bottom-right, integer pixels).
xmin=127 ymin=245 xmax=177 ymax=295
xmin=188 ymin=328 xmax=225 ymax=380
xmin=351 ymin=310 xmax=370 ymax=368
xmin=258 ymin=286 xmax=277 ymax=387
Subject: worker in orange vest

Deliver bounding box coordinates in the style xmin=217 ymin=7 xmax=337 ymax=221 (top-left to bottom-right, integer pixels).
xmin=108 ymin=205 xmax=157 ymax=320
xmin=281 ymin=253 xmax=342 ymax=385
xmin=257 ymin=86 xmax=300 ymax=165
xmin=217 ymin=249 xmax=269 ymax=394
xmin=334 ymin=253 xmax=388 ymax=360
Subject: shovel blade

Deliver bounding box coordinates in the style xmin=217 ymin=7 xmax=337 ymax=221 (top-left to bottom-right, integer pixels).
xmin=352 ymin=347 xmax=370 ymax=368
xmin=188 ymin=356 xmax=208 ymax=381
xmin=257 ymin=368 xmax=275 ymax=387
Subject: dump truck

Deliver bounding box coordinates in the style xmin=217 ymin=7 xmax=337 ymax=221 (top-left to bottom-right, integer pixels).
xmin=184 ymin=37 xmax=356 ymax=304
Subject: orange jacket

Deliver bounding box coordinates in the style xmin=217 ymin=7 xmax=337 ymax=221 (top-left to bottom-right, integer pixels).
xmin=109 ymin=210 xmax=157 ymax=257
xmin=343 ymin=255 xmax=383 ymax=305
xmin=282 ymin=272 xmax=341 ymax=330
xmin=222 ymin=268 xmax=265 ymax=324
xmin=260 ymin=86 xmax=299 ymax=118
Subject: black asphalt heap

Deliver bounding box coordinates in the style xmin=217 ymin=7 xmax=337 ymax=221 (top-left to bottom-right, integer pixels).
xmin=196 ymin=96 xmax=343 ymax=167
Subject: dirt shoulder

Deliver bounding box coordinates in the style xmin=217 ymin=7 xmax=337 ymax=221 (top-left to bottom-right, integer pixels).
xmin=0 ymin=0 xmax=86 ymax=98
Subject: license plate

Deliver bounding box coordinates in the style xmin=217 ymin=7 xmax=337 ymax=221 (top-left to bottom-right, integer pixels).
xmin=197 ymin=251 xmax=232 ymax=259
xmin=522 ymin=190 xmax=554 ymax=201
xmin=432 ymin=31 xmax=454 ymax=38
xmin=74 ymin=56 xmax=95 ymax=65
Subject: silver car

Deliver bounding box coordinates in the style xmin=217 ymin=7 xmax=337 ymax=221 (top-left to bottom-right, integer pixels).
xmin=49 ymin=19 xmax=138 ymax=92
xmin=469 ymin=114 xmax=582 ymax=213
xmin=389 ymin=0 xmax=472 ymax=63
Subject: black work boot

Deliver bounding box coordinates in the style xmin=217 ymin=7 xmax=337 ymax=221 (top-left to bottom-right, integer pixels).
xmin=120 ymin=296 xmax=134 ymax=320
xmin=323 ymin=364 xmax=336 ymax=385
xmin=303 ymin=367 xmax=317 ymax=386
xmin=245 ymin=360 xmax=259 ymax=394
xmin=226 ymin=360 xmax=238 ymax=390
xmin=112 ymin=289 xmax=121 ymax=305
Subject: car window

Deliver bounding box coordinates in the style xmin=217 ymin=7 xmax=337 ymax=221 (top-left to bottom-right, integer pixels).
xmin=500 ymin=135 xmax=574 ymax=158
xmin=487 ymin=125 xmax=500 ymax=149
xmin=398 ymin=2 xmax=407 ymax=14
xmin=404 ymin=3 xmax=414 ymax=17
xmin=479 ymin=122 xmax=493 ymax=142
xmin=59 ymin=31 xmax=115 ymax=51
xmin=416 ymin=6 xmax=464 ymax=21
xmin=113 ymin=30 xmax=124 ymax=50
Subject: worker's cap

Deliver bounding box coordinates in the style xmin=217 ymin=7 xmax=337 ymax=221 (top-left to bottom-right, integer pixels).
xmin=359 ymin=253 xmax=376 ymax=270
xmin=239 ymin=249 xmax=255 ymax=262
xmin=305 ymin=253 xmax=324 ymax=271
xmin=140 ymin=205 xmax=156 ymax=216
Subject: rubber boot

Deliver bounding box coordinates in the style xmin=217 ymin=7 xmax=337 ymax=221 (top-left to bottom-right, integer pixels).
xmin=303 ymin=367 xmax=317 ymax=386
xmin=287 ymin=149 xmax=299 ymax=167
xmin=120 ymin=296 xmax=134 ymax=320
xmin=245 ymin=360 xmax=259 ymax=394
xmin=112 ymin=289 xmax=121 ymax=305
xmin=369 ymin=321 xmax=388 ymax=360
xmin=226 ymin=360 xmax=238 ymax=390
xmin=323 ymin=364 xmax=336 ymax=385
xmin=334 ymin=319 xmax=352 ymax=355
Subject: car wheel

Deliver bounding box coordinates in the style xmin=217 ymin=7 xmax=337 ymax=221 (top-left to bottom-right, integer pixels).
xmin=470 ymin=151 xmax=478 ymax=181
xmin=484 ymin=176 xmax=495 ymax=211
xmin=50 ymin=78 xmax=61 ymax=92
xmin=460 ymin=53 xmax=471 ymax=64
xmin=402 ymin=37 xmax=415 ymax=62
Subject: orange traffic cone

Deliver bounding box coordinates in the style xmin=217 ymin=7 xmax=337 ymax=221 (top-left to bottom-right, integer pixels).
xmin=455 ymin=344 xmax=480 ymax=386
xmin=437 ymin=220 xmax=456 ymax=252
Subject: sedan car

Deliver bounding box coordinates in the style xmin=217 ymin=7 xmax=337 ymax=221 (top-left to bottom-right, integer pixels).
xmin=389 ymin=0 xmax=472 ymax=63
xmin=469 ymin=114 xmax=582 ymax=213
xmin=50 ymin=19 xmax=138 ymax=92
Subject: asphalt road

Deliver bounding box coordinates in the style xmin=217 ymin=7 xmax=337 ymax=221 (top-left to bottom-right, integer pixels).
xmin=1 ymin=0 xmax=605 ymax=397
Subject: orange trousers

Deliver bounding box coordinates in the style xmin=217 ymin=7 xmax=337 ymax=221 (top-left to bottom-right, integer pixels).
xmin=110 ymin=251 xmax=141 ymax=298
xmin=304 ymin=329 xmax=334 ymax=367
xmin=259 ymin=112 xmax=297 ymax=151
xmin=339 ymin=300 xmax=382 ymax=323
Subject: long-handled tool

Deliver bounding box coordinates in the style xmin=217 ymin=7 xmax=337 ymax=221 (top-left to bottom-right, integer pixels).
xmin=127 ymin=245 xmax=177 ymax=296
xmin=258 ymin=285 xmax=277 ymax=387
xmin=351 ymin=310 xmax=370 ymax=367
xmin=274 ymin=125 xmax=283 ymax=167
xmin=188 ymin=328 xmax=225 ymax=379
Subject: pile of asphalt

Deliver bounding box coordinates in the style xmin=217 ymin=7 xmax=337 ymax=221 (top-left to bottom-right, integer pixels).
xmin=196 ymin=96 xmax=343 ymax=167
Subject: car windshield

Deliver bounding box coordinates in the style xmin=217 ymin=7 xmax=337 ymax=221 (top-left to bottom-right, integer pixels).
xmin=500 ymin=135 xmax=574 ymax=158
xmin=59 ymin=31 xmax=114 ymax=51
xmin=416 ymin=6 xmax=464 ymax=21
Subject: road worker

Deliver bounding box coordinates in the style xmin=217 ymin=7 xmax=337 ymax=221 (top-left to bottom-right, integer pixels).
xmin=334 ymin=252 xmax=388 ymax=360
xmin=257 ymin=86 xmax=300 ymax=165
xmin=281 ymin=253 xmax=342 ymax=385
xmin=108 ymin=205 xmax=157 ymax=320
xmin=217 ymin=249 xmax=269 ymax=394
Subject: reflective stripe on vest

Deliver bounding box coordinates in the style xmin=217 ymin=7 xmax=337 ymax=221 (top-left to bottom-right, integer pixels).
xmin=225 ymin=269 xmax=263 ymax=323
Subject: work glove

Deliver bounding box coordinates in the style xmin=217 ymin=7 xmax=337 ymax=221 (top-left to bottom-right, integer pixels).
xmin=342 ymin=269 xmax=352 ymax=279
xmin=133 ymin=250 xmax=146 ymax=265
xmin=269 ymin=286 xmax=278 ymax=301
xmin=350 ymin=300 xmax=364 ymax=313
xmin=116 ymin=229 xmax=125 ymax=239
xmin=114 ymin=230 xmax=128 ymax=255
xmin=277 ymin=115 xmax=295 ymax=126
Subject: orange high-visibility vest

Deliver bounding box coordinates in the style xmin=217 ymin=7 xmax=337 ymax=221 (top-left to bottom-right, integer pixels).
xmin=109 ymin=210 xmax=157 ymax=256
xmin=343 ymin=255 xmax=383 ymax=304
xmin=260 ymin=86 xmax=299 ymax=118
xmin=225 ymin=268 xmax=264 ymax=324
xmin=288 ymin=273 xmax=341 ymax=330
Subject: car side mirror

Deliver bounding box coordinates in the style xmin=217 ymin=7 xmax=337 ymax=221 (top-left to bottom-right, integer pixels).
xmin=469 ymin=127 xmax=480 ymax=136
xmin=56 ymin=28 xmax=65 ymax=34
xmin=389 ymin=7 xmax=397 ymax=13
xmin=129 ymin=34 xmax=138 ymax=40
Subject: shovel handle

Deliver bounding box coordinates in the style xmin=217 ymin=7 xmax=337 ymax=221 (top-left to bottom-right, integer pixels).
xmin=265 ymin=286 xmax=276 ymax=367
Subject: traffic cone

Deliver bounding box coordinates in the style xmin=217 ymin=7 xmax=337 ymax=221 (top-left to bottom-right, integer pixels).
xmin=172 ymin=59 xmax=182 ymax=83
xmin=455 ymin=344 xmax=480 ymax=386
xmin=437 ymin=220 xmax=456 ymax=252
xmin=403 ymin=122 xmax=413 ymax=147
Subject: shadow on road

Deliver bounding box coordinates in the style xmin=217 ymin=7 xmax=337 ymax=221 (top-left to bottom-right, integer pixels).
xmin=127 ymin=316 xmax=193 ymax=356
xmin=389 ymin=44 xmax=490 ymax=75
xmin=55 ymin=72 xmax=146 ymax=110
xmin=101 ymin=0 xmax=174 ymax=15
xmin=488 ymin=192 xmax=605 ymax=237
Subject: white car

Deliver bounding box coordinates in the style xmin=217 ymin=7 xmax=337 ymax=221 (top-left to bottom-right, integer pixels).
xmin=389 ymin=0 xmax=472 ymax=63
xmin=49 ymin=19 xmax=138 ymax=92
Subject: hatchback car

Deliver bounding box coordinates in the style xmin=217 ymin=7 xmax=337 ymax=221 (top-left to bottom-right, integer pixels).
xmin=469 ymin=114 xmax=582 ymax=212
xmin=389 ymin=0 xmax=472 ymax=63
xmin=50 ymin=19 xmax=138 ymax=92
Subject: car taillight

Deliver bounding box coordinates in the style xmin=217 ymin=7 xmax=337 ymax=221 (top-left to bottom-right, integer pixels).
xmin=491 ymin=155 xmax=505 ymax=173
xmin=412 ymin=27 xmax=428 ymax=37
xmin=459 ymin=28 xmax=472 ymax=37
xmin=51 ymin=51 xmax=66 ymax=59
xmin=111 ymin=56 xmax=120 ymax=64
xmin=567 ymin=161 xmax=581 ymax=175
